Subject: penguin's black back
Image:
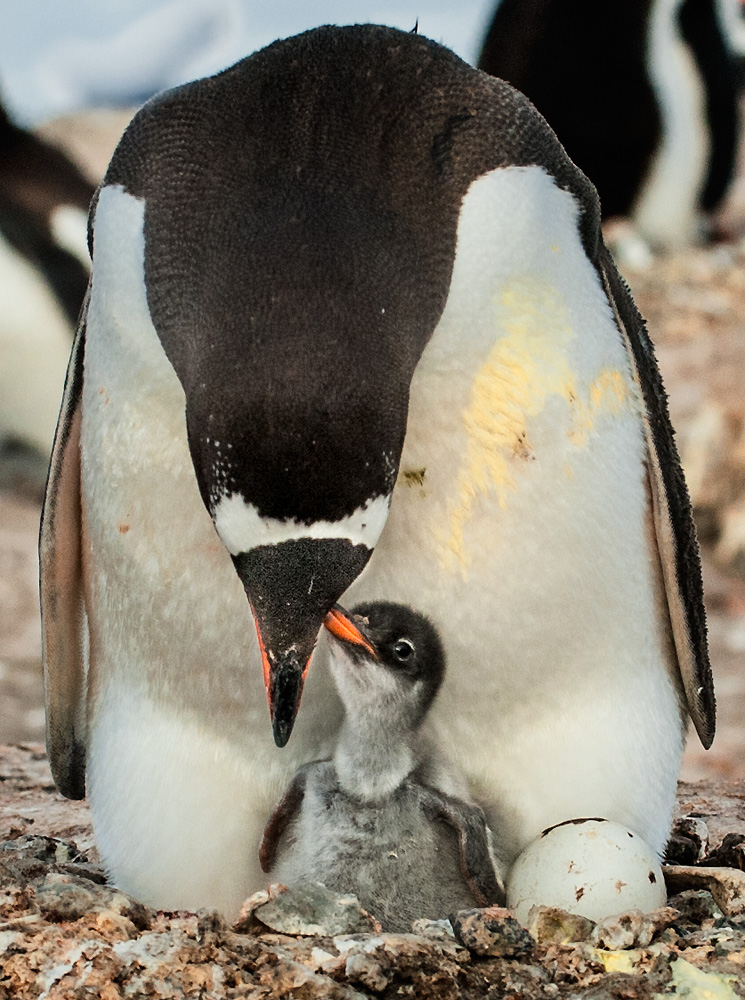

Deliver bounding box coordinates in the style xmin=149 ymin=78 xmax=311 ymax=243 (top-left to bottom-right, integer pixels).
xmin=478 ymin=0 xmax=739 ymax=219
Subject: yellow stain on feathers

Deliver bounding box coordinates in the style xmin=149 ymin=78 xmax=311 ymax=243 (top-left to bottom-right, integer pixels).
xmin=568 ymin=368 xmax=630 ymax=447
xmin=438 ymin=275 xmax=631 ymax=575
xmin=591 ymin=369 xmax=627 ymax=411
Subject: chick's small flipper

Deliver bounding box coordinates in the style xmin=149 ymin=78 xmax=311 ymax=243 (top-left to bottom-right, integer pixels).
xmin=259 ymin=768 xmax=309 ymax=873
xmin=417 ymin=783 xmax=505 ymax=907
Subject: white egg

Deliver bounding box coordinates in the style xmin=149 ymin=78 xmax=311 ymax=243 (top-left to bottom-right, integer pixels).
xmin=506 ymin=818 xmax=667 ymax=924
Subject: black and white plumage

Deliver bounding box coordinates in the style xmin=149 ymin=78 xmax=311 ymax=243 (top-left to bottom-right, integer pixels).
xmin=40 ymin=24 xmax=712 ymax=918
xmin=477 ymin=0 xmax=740 ymax=248
xmin=0 ymin=100 xmax=94 ymax=455
xmin=260 ymin=602 xmax=505 ymax=932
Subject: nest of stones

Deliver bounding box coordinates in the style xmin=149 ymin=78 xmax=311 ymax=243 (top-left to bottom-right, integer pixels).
xmin=2 ymin=816 xmax=745 ymax=1000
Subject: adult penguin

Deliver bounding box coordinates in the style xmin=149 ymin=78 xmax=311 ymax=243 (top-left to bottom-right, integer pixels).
xmin=477 ymin=0 xmax=739 ymax=249
xmin=40 ymin=24 xmax=712 ymax=918
xmin=0 ymin=100 xmax=94 ymax=457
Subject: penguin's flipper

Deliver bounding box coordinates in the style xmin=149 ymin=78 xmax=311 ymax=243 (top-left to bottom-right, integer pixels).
xmin=598 ymin=245 xmax=715 ymax=748
xmin=418 ymin=784 xmax=506 ymax=906
xmin=39 ymin=298 xmax=88 ymax=799
xmin=259 ymin=768 xmax=309 ymax=873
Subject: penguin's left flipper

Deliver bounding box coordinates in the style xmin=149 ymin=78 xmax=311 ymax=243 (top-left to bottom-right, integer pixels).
xmin=39 ymin=298 xmax=88 ymax=800
xmin=417 ymin=783 xmax=506 ymax=907
xmin=598 ymin=245 xmax=715 ymax=748
xmin=259 ymin=768 xmax=309 ymax=873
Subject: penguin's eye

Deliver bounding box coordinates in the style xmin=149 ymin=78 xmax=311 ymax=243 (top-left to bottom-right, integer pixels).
xmin=392 ymin=639 xmax=415 ymax=663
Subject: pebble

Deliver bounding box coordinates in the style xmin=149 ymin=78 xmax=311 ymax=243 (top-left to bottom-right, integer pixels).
xmin=669 ymin=889 xmax=723 ymax=923
xmin=32 ymin=872 xmax=152 ymax=929
xmin=665 ymin=865 xmax=745 ymax=918
xmin=591 ymin=907 xmax=678 ymax=950
xmin=667 ymin=816 xmax=710 ymax=864
xmin=527 ymin=905 xmax=595 ymax=944
xmin=705 ymin=834 xmax=745 ymax=871
xmin=450 ymin=906 xmax=535 ymax=958
xmin=249 ymin=881 xmax=381 ymax=937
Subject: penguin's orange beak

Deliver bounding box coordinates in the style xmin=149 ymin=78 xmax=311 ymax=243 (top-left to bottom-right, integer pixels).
xmin=323 ymin=604 xmax=377 ymax=657
xmin=249 ymin=607 xmax=313 ymax=747
xmin=249 ymin=607 xmax=308 ymax=703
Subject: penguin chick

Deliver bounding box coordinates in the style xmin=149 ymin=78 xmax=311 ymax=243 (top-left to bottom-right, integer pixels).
xmin=260 ymin=602 xmax=505 ymax=932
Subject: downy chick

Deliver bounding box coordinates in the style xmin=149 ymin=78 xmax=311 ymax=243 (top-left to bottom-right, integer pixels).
xmin=260 ymin=601 xmax=504 ymax=931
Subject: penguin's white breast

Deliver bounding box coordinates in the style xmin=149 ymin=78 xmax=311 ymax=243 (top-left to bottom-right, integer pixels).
xmin=81 ymin=185 xmax=342 ymax=777
xmin=345 ymin=165 xmax=683 ymax=852
xmin=356 ymin=164 xmax=651 ymax=647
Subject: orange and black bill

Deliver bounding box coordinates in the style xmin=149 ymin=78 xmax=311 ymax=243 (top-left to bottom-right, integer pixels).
xmin=234 ymin=537 xmax=373 ymax=748
xmin=250 ymin=609 xmax=312 ymax=748
xmin=323 ymin=604 xmax=376 ymax=656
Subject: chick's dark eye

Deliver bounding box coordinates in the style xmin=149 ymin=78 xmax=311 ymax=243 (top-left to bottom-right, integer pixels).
xmin=393 ymin=639 xmax=415 ymax=662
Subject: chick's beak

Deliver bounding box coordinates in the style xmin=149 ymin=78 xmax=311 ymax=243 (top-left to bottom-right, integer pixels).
xmin=323 ymin=604 xmax=377 ymax=657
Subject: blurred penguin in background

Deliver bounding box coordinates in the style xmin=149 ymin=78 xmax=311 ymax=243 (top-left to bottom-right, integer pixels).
xmin=0 ymin=98 xmax=94 ymax=470
xmin=478 ymin=0 xmax=740 ymax=254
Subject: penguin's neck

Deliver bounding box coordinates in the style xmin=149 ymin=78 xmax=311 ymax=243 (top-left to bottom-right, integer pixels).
xmin=333 ymin=710 xmax=418 ymax=805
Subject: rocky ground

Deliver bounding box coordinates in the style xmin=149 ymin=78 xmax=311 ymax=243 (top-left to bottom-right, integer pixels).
xmin=4 ymin=746 xmax=745 ymax=998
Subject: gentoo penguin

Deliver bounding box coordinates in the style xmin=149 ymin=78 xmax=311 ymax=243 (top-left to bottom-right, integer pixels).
xmin=40 ymin=24 xmax=712 ymax=919
xmin=477 ymin=0 xmax=739 ymax=249
xmin=260 ymin=602 xmax=505 ymax=931
xmin=0 ymin=100 xmax=94 ymax=457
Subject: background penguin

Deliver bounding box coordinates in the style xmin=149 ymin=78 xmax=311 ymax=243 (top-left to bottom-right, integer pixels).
xmin=260 ymin=602 xmax=505 ymax=932
xmin=477 ymin=0 xmax=740 ymax=249
xmin=0 ymin=99 xmax=94 ymax=464
xmin=40 ymin=24 xmax=712 ymax=918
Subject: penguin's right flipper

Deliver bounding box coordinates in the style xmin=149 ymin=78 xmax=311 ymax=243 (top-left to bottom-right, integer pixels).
xmin=259 ymin=769 xmax=308 ymax=873
xmin=597 ymin=244 xmax=715 ymax=749
xmin=39 ymin=296 xmax=88 ymax=800
xmin=418 ymin=784 xmax=506 ymax=906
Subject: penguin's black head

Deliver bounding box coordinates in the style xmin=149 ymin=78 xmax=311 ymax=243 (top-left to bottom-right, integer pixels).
xmin=103 ymin=28 xmax=455 ymax=748
xmin=101 ymin=22 xmax=596 ymax=747
xmin=175 ymin=186 xmax=426 ymax=748
xmin=325 ymin=601 xmax=446 ymax=728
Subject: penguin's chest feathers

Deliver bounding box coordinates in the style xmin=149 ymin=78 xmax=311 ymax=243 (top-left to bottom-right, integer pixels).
xmin=0 ymin=228 xmax=75 ymax=451
xmin=433 ymin=273 xmax=636 ymax=573
xmin=391 ymin=173 xmax=645 ymax=582
xmin=352 ymin=167 xmax=657 ymax=754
